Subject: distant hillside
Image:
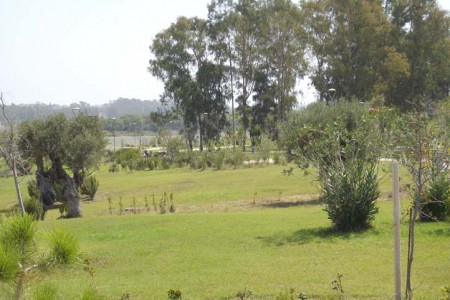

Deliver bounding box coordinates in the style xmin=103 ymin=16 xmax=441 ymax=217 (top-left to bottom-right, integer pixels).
xmin=0 ymin=98 xmax=165 ymax=123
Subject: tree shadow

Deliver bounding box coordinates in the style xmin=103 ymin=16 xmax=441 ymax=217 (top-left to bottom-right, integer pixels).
xmin=256 ymin=227 xmax=376 ymax=246
xmin=426 ymin=227 xmax=450 ymax=237
xmin=261 ymin=198 xmax=321 ymax=208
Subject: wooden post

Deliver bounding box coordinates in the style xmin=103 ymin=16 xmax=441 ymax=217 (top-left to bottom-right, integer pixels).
xmin=392 ymin=161 xmax=402 ymax=300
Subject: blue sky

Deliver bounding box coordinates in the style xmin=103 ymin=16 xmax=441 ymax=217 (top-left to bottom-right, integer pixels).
xmin=0 ymin=0 xmax=449 ymax=106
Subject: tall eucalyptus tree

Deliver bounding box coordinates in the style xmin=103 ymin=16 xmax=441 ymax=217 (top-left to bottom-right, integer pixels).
xmin=149 ymin=16 xmax=227 ymax=150
xmin=302 ymin=0 xmax=399 ymax=102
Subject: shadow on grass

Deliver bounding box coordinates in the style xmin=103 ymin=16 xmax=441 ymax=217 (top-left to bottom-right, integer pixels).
xmin=261 ymin=198 xmax=321 ymax=208
xmin=256 ymin=227 xmax=377 ymax=246
xmin=426 ymin=227 xmax=450 ymax=237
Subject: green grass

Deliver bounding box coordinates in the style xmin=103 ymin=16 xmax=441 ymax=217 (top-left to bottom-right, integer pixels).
xmin=0 ymin=163 xmax=448 ymax=299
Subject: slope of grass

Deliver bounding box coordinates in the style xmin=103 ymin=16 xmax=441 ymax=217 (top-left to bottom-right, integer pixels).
xmin=1 ymin=201 xmax=444 ymax=299
xmin=1 ymin=163 xmax=447 ymax=299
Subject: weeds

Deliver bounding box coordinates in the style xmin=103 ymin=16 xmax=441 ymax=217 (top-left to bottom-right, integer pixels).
xmin=236 ymin=288 xmax=252 ymax=299
xmin=168 ymin=289 xmax=182 ymax=299
xmin=332 ymin=273 xmax=345 ymax=299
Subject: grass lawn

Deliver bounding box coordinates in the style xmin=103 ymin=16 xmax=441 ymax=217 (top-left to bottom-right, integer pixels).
xmin=0 ymin=164 xmax=448 ymax=299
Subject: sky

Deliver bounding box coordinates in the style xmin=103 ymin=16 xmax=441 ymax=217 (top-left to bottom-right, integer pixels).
xmin=1 ymin=0 xmax=449 ymax=107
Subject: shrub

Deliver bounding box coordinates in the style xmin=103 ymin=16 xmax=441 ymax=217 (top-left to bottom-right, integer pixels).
xmin=213 ymin=150 xmax=225 ymax=170
xmin=80 ymin=175 xmax=99 ymax=201
xmin=322 ymin=160 xmax=380 ymax=231
xmin=256 ymin=135 xmax=275 ymax=163
xmin=166 ymin=136 xmax=186 ymax=161
xmin=167 ymin=289 xmax=182 ymax=300
xmin=109 ymin=163 xmax=119 ymax=173
xmin=280 ymin=101 xmax=384 ymax=231
xmin=0 ymin=243 xmax=20 ymax=282
xmin=23 ymin=197 xmax=45 ymax=220
xmin=46 ymin=229 xmax=80 ymax=265
xmin=115 ymin=148 xmax=140 ymax=170
xmin=421 ymin=174 xmax=450 ymax=221
xmin=225 ymin=148 xmax=247 ymax=168
xmin=27 ymin=179 xmax=40 ymax=200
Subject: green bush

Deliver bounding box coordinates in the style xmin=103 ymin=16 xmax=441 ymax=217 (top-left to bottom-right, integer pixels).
xmin=115 ymin=148 xmax=140 ymax=171
xmin=27 ymin=179 xmax=40 ymax=200
xmin=46 ymin=229 xmax=79 ymax=265
xmin=213 ymin=150 xmax=225 ymax=170
xmin=280 ymin=101 xmax=384 ymax=231
xmin=0 ymin=242 xmax=20 ymax=282
xmin=166 ymin=136 xmax=186 ymax=161
xmin=322 ymin=160 xmax=380 ymax=231
xmin=108 ymin=163 xmax=119 ymax=173
xmin=421 ymin=174 xmax=450 ymax=221
xmin=23 ymin=197 xmax=45 ymax=220
xmin=80 ymin=176 xmax=99 ymax=201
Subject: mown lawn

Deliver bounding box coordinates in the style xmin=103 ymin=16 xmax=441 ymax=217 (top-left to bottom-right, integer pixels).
xmin=0 ymin=164 xmax=448 ymax=299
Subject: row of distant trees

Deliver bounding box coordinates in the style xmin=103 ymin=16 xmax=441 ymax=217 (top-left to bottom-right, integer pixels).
xmin=149 ymin=0 xmax=450 ymax=151
xmin=0 ymin=98 xmax=163 ymax=124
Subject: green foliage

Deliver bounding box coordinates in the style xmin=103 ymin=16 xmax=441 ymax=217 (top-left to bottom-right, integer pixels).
xmin=281 ymin=101 xmax=383 ymax=231
xmin=166 ymin=136 xmax=186 ymax=161
xmin=1 ymin=213 xmax=36 ymax=258
xmin=46 ymin=229 xmax=80 ymax=265
xmin=421 ymin=174 xmax=450 ymax=222
xmin=80 ymin=175 xmax=99 ymax=201
xmin=81 ymin=285 xmax=106 ymax=300
xmin=256 ymin=135 xmax=276 ymax=163
xmin=322 ymin=161 xmax=380 ymax=231
xmin=33 ymin=283 xmax=59 ymax=300
xmin=108 ymin=163 xmax=119 ymax=173
xmin=212 ymin=150 xmax=225 ymax=170
xmin=23 ymin=197 xmax=45 ymax=221
xmin=27 ymin=179 xmax=40 ymax=200
xmin=0 ymin=242 xmax=20 ymax=282
xmin=167 ymin=289 xmax=182 ymax=300
xmin=115 ymin=148 xmax=140 ymax=171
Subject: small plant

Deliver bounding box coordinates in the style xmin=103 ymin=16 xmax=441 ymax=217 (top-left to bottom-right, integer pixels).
xmin=421 ymin=174 xmax=450 ymax=221
xmin=0 ymin=214 xmax=82 ymax=300
xmin=332 ymin=273 xmax=345 ymax=299
xmin=132 ymin=197 xmax=138 ymax=214
xmin=81 ymin=285 xmax=106 ymax=300
xmin=298 ymin=291 xmax=309 ymax=300
xmin=109 ymin=163 xmax=119 ymax=173
xmin=107 ymin=195 xmax=114 ymax=215
xmin=159 ymin=193 xmax=167 ymax=214
xmin=33 ymin=283 xmax=59 ymax=300
xmin=145 ymin=196 xmax=150 ymax=213
xmin=80 ymin=175 xmax=99 ymax=201
xmin=441 ymin=286 xmax=450 ymax=300
xmin=23 ymin=197 xmax=45 ymax=220
xmin=169 ymin=193 xmax=176 ymax=213
xmin=167 ymin=289 xmax=182 ymax=299
xmin=152 ymin=194 xmax=157 ymax=212
xmin=213 ymin=150 xmax=225 ymax=170
xmin=120 ymin=292 xmax=131 ymax=300
xmin=236 ymin=288 xmax=252 ymax=299
xmin=46 ymin=229 xmax=80 ymax=265
xmin=118 ymin=197 xmax=123 ymax=215
xmin=276 ymin=288 xmax=297 ymax=300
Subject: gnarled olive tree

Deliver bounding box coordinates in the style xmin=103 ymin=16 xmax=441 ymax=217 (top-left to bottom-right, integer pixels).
xmin=18 ymin=113 xmax=106 ymax=218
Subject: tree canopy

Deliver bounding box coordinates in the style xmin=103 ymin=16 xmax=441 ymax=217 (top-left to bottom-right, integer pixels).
xmin=149 ymin=0 xmax=449 ymax=143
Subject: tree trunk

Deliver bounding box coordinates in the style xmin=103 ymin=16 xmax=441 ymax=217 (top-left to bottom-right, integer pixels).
xmin=63 ymin=177 xmax=82 ymax=218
